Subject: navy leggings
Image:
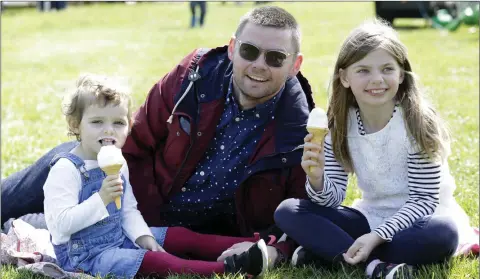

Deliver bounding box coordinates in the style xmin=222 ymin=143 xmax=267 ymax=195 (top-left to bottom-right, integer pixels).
xmin=275 ymin=198 xmax=458 ymax=265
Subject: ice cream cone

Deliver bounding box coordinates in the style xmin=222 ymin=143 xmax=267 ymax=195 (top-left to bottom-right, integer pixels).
xmin=101 ymin=164 xmax=123 ymax=209
xmin=306 ymin=127 xmax=329 ymax=174
xmin=98 ymin=145 xmax=125 ymax=210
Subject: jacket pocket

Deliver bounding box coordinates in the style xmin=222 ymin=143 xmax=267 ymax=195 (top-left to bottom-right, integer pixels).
xmin=164 ymin=116 xmax=191 ymax=169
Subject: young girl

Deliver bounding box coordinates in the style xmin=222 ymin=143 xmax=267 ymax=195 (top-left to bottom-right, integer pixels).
xmin=43 ymin=74 xmax=269 ymax=279
xmin=274 ymin=19 xmax=475 ymax=278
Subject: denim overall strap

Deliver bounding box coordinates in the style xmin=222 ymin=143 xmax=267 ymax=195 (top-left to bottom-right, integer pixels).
xmin=50 ymin=152 xmax=90 ymax=180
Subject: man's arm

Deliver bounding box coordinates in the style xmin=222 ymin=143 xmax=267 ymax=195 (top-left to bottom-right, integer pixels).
xmin=122 ymin=80 xmax=172 ymax=225
xmin=120 ymin=164 xmax=153 ymax=243
xmin=122 ymin=50 xmax=198 ymax=225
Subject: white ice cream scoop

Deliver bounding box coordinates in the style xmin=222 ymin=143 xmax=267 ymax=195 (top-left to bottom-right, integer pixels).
xmin=307 ymin=108 xmax=328 ymax=129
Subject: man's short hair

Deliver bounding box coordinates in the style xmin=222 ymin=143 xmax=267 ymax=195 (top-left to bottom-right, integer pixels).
xmin=234 ymin=6 xmax=301 ymax=54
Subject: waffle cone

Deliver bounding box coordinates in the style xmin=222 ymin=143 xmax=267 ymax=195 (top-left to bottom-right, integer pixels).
xmin=101 ymin=164 xmax=123 ymax=175
xmin=101 ymin=164 xmax=123 ymax=209
xmin=306 ymin=127 xmax=329 ymax=174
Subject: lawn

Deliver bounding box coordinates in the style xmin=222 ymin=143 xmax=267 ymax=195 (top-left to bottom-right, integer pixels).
xmin=1 ymin=2 xmax=478 ymax=279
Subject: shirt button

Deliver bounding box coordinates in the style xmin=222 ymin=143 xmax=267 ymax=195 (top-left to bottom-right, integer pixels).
xmin=282 ymin=158 xmax=287 ymax=163
xmin=197 ymin=132 xmax=202 ymax=136
xmin=200 ymin=171 xmax=205 ymax=176
xmin=200 ymin=94 xmax=205 ymax=98
xmin=72 ymin=244 xmax=78 ymax=249
xmin=181 ymin=187 xmax=186 ymax=192
xmin=176 ymin=131 xmax=180 ymax=136
xmin=235 ymin=117 xmax=240 ymax=122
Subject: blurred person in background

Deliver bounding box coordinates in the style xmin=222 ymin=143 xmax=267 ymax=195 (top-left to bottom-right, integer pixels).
xmin=190 ymin=1 xmax=207 ymax=28
xmin=37 ymin=1 xmax=67 ymax=12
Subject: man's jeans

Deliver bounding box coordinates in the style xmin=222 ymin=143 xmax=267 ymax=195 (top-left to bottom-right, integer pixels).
xmin=1 ymin=141 xmax=78 ymax=228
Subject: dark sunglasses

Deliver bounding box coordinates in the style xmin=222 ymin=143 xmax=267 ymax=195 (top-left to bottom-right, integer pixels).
xmin=235 ymin=38 xmax=294 ymax=68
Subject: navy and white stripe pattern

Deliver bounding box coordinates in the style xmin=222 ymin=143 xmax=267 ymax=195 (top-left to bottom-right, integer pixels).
xmin=374 ymin=150 xmax=441 ymax=241
xmin=306 ymin=139 xmax=348 ymax=208
xmin=355 ymin=109 xmax=366 ymax=136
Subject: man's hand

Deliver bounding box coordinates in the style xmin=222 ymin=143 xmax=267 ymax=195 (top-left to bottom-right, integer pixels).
xmin=216 ymin=241 xmax=254 ymax=262
xmin=98 ymin=174 xmax=123 ymax=206
xmin=136 ymin=235 xmax=165 ymax=252
xmin=343 ymin=232 xmax=385 ymax=265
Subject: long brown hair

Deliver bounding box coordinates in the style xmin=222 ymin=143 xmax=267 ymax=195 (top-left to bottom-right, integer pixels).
xmin=328 ymin=19 xmax=450 ymax=172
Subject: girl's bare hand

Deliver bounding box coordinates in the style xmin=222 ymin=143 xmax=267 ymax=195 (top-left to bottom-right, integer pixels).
xmin=301 ymin=134 xmax=325 ymax=189
xmin=98 ymin=174 xmax=123 ymax=206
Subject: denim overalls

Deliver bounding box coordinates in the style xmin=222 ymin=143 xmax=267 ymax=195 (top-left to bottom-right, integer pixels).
xmin=50 ymin=153 xmax=167 ymax=279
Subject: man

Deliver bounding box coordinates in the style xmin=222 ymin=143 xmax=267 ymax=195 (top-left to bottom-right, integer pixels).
xmin=2 ymin=6 xmax=314 ymax=266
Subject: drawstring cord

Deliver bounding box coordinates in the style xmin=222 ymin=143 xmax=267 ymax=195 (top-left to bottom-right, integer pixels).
xmin=167 ymin=66 xmax=200 ymax=124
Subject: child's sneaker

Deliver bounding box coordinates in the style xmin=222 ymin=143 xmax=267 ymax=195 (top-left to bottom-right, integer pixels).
xmin=291 ymin=246 xmax=308 ymax=267
xmin=366 ymin=259 xmax=416 ymax=279
xmin=291 ymin=246 xmax=324 ymax=267
xmin=224 ymin=239 xmax=268 ymax=277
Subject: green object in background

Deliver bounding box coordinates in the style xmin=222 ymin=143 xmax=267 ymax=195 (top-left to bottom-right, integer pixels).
xmin=446 ymin=17 xmax=462 ymax=31
xmin=432 ymin=9 xmax=453 ymax=27
xmin=432 ymin=4 xmax=479 ymax=31
xmin=462 ymin=4 xmax=479 ymax=26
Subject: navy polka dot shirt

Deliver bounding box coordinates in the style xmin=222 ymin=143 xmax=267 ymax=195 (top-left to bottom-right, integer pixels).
xmin=161 ymin=77 xmax=284 ymax=227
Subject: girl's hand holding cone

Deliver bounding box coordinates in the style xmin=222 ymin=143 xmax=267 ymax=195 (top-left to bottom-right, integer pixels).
xmin=305 ymin=127 xmax=328 ymax=173
xmin=99 ymin=174 xmax=123 ymax=207
xmin=301 ymin=134 xmax=325 ymax=191
xmin=101 ymin=165 xmax=123 ymax=209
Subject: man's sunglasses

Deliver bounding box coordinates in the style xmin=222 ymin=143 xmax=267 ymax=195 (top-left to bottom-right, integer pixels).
xmin=235 ymin=38 xmax=294 ymax=68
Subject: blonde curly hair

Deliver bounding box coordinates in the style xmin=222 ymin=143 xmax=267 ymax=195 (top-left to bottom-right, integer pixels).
xmin=62 ymin=73 xmax=133 ymax=141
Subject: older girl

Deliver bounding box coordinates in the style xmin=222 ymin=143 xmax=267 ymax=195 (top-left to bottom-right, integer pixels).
xmin=275 ymin=19 xmax=473 ymax=278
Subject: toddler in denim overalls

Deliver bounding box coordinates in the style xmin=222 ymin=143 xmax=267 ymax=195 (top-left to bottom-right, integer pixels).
xmin=50 ymin=152 xmax=153 ymax=278
xmin=44 ymin=74 xmax=268 ymax=279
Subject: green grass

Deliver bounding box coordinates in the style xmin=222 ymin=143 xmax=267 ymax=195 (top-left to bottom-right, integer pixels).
xmin=1 ymin=2 xmax=478 ymax=279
